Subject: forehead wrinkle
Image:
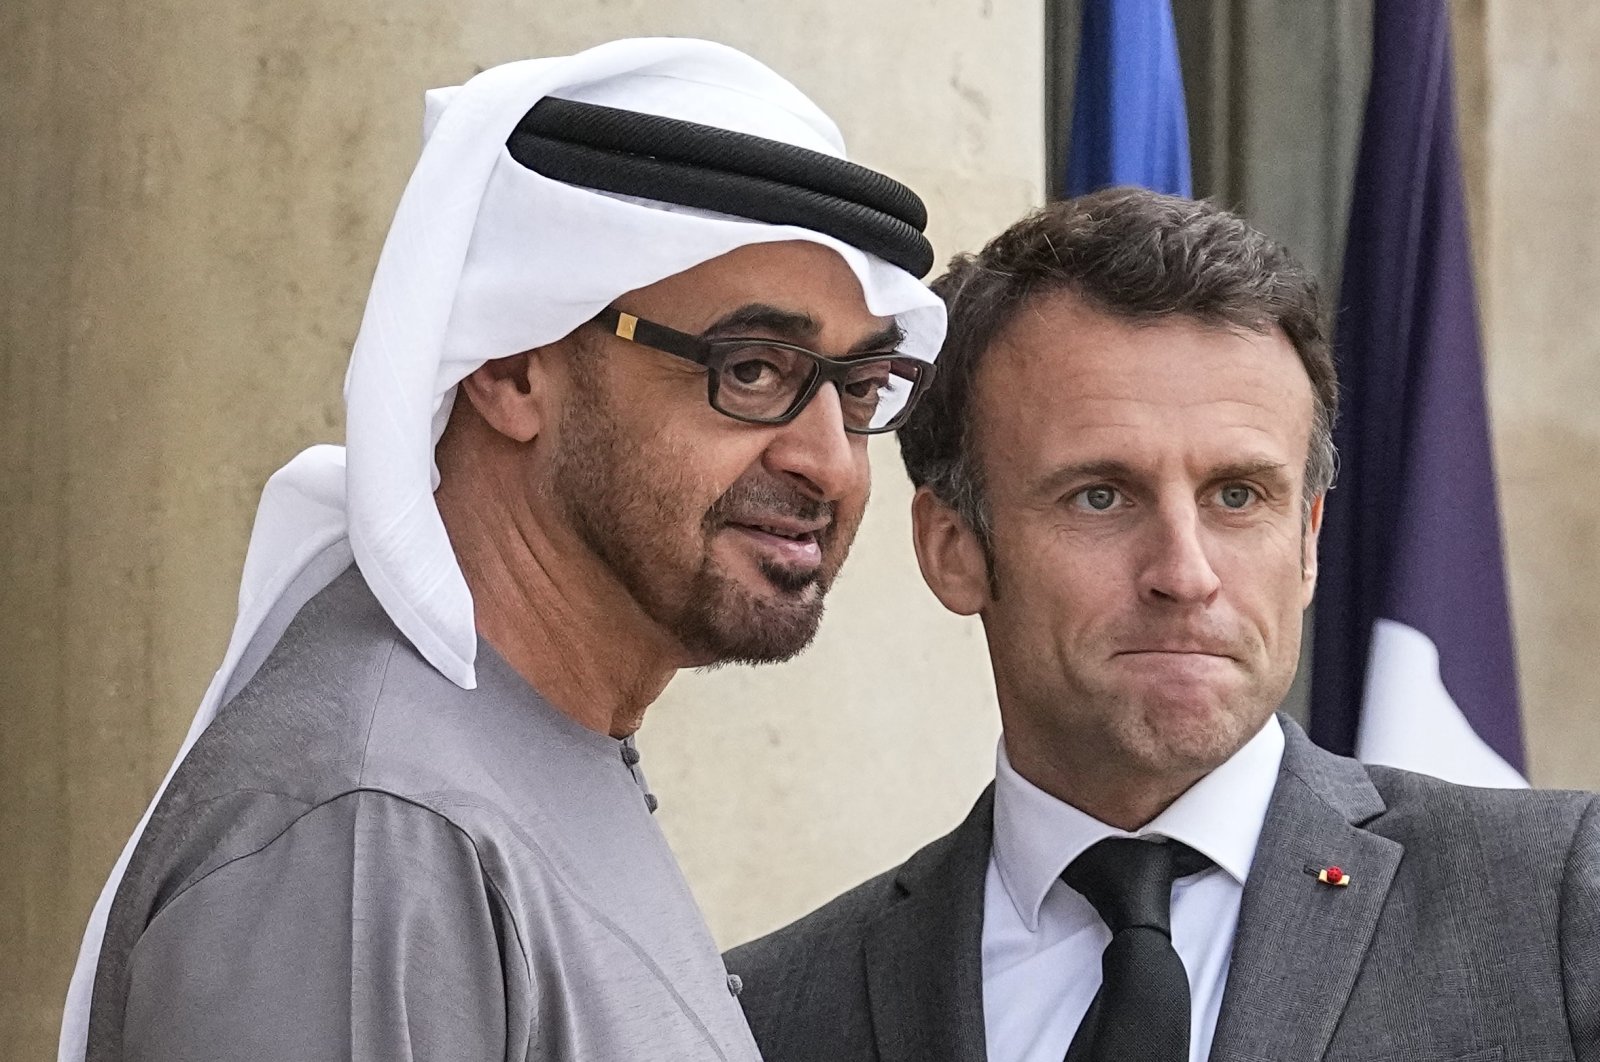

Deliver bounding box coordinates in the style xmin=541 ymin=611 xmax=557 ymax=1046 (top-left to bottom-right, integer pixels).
xmin=1016 ymin=408 xmax=1300 ymax=481
xmin=1041 ymin=383 xmax=1311 ymax=446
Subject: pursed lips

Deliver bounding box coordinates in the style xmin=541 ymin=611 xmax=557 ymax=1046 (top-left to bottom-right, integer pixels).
xmin=1114 ymin=646 xmax=1238 ymax=660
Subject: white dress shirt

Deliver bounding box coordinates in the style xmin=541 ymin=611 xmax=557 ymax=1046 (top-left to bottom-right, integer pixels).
xmin=982 ymin=716 xmax=1285 ymax=1062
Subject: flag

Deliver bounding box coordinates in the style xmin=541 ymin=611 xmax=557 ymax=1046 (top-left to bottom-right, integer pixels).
xmin=1310 ymin=1 xmax=1526 ymax=786
xmin=1063 ymin=0 xmax=1192 ymax=197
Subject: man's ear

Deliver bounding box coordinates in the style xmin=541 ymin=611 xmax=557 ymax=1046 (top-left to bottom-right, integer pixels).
xmin=457 ymin=347 xmax=557 ymax=443
xmin=1301 ymin=492 xmax=1325 ymax=607
xmin=911 ymin=486 xmax=992 ymax=617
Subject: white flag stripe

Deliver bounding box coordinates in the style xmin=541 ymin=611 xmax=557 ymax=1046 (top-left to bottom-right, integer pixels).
xmin=1357 ymin=618 xmax=1527 ymax=788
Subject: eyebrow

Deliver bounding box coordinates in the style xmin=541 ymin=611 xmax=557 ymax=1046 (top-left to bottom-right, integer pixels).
xmin=1206 ymin=459 xmax=1293 ymax=484
xmin=703 ymin=302 xmax=905 ymax=355
xmin=1028 ymin=457 xmax=1293 ymax=499
xmin=1028 ymin=460 xmax=1141 ymax=499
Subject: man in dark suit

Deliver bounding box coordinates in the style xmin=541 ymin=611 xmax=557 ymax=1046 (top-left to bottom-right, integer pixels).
xmin=726 ymin=189 xmax=1600 ymax=1062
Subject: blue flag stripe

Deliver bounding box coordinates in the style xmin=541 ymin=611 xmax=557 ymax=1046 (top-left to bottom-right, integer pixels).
xmin=1064 ymin=0 xmax=1192 ymax=198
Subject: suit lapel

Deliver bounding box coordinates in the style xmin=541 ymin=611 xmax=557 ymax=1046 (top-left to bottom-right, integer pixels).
xmin=863 ymin=786 xmax=993 ymax=1062
xmin=1209 ymin=721 xmax=1402 ymax=1062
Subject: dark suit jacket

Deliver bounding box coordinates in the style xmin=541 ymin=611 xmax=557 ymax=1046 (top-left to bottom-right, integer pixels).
xmin=727 ymin=720 xmax=1600 ymax=1062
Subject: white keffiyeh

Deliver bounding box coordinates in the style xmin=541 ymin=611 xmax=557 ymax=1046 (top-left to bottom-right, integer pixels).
xmin=60 ymin=36 xmax=945 ymax=1061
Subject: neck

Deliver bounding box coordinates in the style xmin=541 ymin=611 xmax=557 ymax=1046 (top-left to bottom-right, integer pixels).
xmin=1000 ymin=727 xmax=1203 ymax=832
xmin=437 ymin=470 xmax=680 ymax=742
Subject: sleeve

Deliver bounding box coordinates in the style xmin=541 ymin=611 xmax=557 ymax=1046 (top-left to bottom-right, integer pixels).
xmin=120 ymin=790 xmax=530 ymax=1062
xmin=1563 ymin=795 xmax=1600 ymax=1062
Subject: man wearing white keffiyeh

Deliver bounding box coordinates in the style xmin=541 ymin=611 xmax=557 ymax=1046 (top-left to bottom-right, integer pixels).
xmin=63 ymin=37 xmax=945 ymax=1062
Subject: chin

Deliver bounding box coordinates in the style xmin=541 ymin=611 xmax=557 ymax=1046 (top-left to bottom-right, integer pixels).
xmin=1126 ymin=694 xmax=1263 ymax=773
xmin=670 ymin=565 xmax=829 ymax=667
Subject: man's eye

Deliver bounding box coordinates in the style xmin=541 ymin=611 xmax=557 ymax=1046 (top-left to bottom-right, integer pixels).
xmin=728 ymin=358 xmax=780 ymax=386
xmin=1073 ymin=486 xmax=1120 ymax=511
xmin=1217 ymin=484 xmax=1257 ymax=509
xmin=720 ymin=344 xmax=807 ymax=394
xmin=843 ymin=373 xmax=888 ymax=400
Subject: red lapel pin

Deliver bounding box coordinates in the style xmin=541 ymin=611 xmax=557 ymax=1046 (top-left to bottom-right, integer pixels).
xmin=1303 ymin=862 xmax=1352 ymax=887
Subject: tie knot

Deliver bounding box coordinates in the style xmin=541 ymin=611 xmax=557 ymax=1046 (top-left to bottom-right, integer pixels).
xmin=1061 ymin=837 xmax=1211 ymax=936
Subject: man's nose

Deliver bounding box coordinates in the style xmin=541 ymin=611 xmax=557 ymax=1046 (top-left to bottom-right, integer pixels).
xmin=761 ymin=383 xmax=864 ymax=501
xmin=1140 ymin=504 xmax=1222 ymax=606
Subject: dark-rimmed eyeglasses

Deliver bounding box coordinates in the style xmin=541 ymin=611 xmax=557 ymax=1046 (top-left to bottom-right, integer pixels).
xmin=591 ymin=307 xmax=935 ymax=434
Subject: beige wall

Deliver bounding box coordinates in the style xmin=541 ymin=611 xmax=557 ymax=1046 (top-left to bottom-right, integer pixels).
xmin=1 ymin=0 xmax=1039 ymax=1052
xmin=1453 ymin=0 xmax=1600 ymax=790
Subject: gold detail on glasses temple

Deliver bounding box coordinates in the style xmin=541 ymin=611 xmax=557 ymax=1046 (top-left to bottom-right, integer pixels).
xmin=615 ymin=313 xmax=639 ymax=341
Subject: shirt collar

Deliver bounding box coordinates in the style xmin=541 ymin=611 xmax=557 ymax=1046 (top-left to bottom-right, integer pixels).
xmin=991 ymin=715 xmax=1285 ymax=932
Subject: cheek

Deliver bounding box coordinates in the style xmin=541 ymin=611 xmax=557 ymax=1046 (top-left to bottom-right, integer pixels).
xmin=841 ymin=446 xmax=872 ymax=505
xmin=1211 ymin=540 xmax=1306 ymax=638
xmin=993 ymin=528 xmax=1120 ymax=630
xmin=821 ymin=453 xmax=872 ymax=556
xmin=613 ymin=440 xmax=723 ymax=536
xmin=653 ymin=426 xmax=766 ymax=496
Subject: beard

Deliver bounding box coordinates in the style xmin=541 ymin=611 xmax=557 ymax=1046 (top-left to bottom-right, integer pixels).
xmin=546 ymin=357 xmax=862 ymax=665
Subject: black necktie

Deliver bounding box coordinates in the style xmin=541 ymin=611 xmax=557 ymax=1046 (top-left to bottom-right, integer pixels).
xmin=1060 ymin=838 xmax=1212 ymax=1062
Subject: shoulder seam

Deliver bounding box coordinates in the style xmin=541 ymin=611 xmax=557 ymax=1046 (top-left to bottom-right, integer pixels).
xmin=142 ymin=787 xmax=534 ymax=991
xmin=148 ymin=785 xmax=316 ymax=825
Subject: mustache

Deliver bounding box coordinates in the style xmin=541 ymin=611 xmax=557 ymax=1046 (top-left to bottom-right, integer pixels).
xmin=706 ymin=477 xmax=834 ymax=534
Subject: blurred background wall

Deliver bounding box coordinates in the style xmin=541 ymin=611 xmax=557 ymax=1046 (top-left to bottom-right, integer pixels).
xmin=1463 ymin=0 xmax=1600 ymax=791
xmin=4 ymin=0 xmax=1599 ymax=1056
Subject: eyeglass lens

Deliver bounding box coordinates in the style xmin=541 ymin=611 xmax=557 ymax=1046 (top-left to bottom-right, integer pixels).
xmin=713 ymin=343 xmax=921 ymax=431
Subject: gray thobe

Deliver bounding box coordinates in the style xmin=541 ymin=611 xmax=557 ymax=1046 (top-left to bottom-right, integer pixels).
xmin=86 ymin=567 xmax=763 ymax=1062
